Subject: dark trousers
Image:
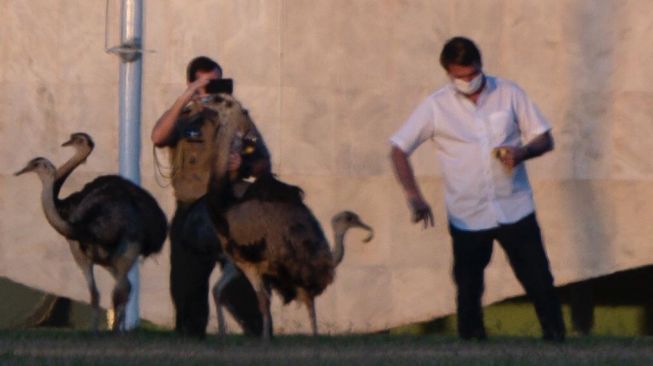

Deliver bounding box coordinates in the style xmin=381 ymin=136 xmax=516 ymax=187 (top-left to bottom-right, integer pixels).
xmin=170 ymin=199 xmax=218 ymax=338
xmin=449 ymin=213 xmax=565 ymax=340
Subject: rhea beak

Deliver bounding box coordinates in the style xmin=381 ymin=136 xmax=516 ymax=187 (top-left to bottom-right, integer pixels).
xmin=354 ymin=219 xmax=374 ymax=243
xmin=61 ymin=138 xmax=74 ymax=147
xmin=14 ymin=166 xmax=30 ymax=176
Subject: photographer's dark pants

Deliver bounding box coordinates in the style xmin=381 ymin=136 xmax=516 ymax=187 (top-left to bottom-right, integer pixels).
xmin=449 ymin=213 xmax=565 ymax=341
xmin=170 ymin=199 xmax=263 ymax=338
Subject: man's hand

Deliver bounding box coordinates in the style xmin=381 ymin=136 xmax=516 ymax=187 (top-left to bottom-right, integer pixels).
xmin=390 ymin=146 xmax=434 ymax=229
xmin=151 ymin=77 xmax=214 ymax=146
xmin=185 ymin=77 xmax=212 ymax=100
xmin=493 ymin=132 xmax=554 ymax=170
xmin=493 ymin=146 xmax=527 ymax=169
xmin=408 ymin=197 xmax=434 ymax=229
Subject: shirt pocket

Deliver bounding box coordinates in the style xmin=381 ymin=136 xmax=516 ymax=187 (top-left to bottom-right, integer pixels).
xmin=487 ymin=110 xmax=517 ymax=144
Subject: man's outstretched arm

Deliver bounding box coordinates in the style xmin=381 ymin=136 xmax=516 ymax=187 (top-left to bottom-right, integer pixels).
xmin=390 ymin=145 xmax=434 ymax=229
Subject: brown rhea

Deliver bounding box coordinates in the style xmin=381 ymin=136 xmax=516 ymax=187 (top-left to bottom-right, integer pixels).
xmin=204 ymin=94 xmax=374 ymax=339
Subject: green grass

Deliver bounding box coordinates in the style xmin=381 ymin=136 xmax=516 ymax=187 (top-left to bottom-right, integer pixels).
xmin=2 ymin=276 xmax=651 ymax=364
xmin=391 ymin=302 xmax=650 ymax=337
xmin=0 ymin=329 xmax=651 ymax=366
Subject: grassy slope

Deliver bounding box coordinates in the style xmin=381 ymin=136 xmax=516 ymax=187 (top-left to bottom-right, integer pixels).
xmin=392 ymin=303 xmax=648 ymax=337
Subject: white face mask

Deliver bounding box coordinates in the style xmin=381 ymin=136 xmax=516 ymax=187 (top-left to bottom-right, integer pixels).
xmin=452 ymin=72 xmax=484 ymax=95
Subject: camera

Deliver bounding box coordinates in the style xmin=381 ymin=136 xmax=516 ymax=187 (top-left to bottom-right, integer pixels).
xmin=204 ymin=78 xmax=234 ymax=94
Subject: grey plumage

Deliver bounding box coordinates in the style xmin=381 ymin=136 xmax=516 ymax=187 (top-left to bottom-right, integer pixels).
xmin=15 ymin=133 xmax=167 ymax=331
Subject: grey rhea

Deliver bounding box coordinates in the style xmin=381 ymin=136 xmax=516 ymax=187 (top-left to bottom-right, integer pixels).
xmin=15 ymin=133 xmax=167 ymax=332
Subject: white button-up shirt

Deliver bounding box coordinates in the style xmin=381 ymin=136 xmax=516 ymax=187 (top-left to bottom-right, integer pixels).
xmin=390 ymin=76 xmax=551 ymax=231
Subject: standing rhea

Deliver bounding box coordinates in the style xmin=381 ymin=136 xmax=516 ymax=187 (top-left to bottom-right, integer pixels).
xmin=204 ymin=94 xmax=374 ymax=339
xmin=16 ymin=137 xmax=167 ymax=332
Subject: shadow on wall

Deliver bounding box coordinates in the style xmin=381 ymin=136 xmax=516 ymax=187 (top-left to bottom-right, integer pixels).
xmin=561 ymin=1 xmax=619 ymax=272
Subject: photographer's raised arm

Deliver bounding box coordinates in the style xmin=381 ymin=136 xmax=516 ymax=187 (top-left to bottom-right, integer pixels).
xmin=151 ymin=78 xmax=210 ymax=147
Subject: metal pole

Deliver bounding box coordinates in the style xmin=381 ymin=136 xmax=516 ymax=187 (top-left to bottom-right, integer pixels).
xmin=118 ymin=0 xmax=143 ymax=330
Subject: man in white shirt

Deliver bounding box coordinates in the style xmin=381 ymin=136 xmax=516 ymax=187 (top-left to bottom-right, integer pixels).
xmin=389 ymin=37 xmax=565 ymax=341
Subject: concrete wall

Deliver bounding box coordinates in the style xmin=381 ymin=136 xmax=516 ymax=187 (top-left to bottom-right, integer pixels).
xmin=1 ymin=0 xmax=652 ymax=334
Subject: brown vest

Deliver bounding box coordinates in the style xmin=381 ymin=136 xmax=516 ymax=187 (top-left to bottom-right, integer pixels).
xmin=166 ymin=100 xmax=270 ymax=203
xmin=168 ymin=107 xmax=219 ymax=203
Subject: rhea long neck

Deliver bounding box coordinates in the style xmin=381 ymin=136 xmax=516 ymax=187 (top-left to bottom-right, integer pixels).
xmin=208 ymin=116 xmax=242 ymax=213
xmin=38 ymin=171 xmax=73 ymax=237
xmin=54 ymin=147 xmax=91 ymax=200
xmin=332 ymin=230 xmax=348 ymax=267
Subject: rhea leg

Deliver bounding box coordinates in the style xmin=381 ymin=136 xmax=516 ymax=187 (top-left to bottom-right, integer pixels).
xmin=308 ymin=300 xmax=318 ymax=336
xmin=83 ymin=265 xmax=100 ymax=331
xmin=69 ymin=241 xmax=100 ymax=332
xmin=212 ymin=261 xmax=240 ymax=337
xmin=111 ymin=274 xmax=132 ymax=332
xmin=299 ymin=289 xmax=318 ymax=336
xmin=256 ymin=288 xmax=272 ymax=341
xmin=109 ymin=242 xmax=140 ymax=332
xmin=240 ymin=266 xmax=271 ymax=340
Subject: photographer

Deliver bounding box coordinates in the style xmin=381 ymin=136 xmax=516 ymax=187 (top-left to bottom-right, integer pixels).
xmin=152 ymin=56 xmax=270 ymax=337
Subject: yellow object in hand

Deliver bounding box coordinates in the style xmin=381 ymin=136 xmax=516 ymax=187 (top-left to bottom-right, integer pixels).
xmin=492 ymin=147 xmax=513 ymax=174
xmin=493 ymin=147 xmax=509 ymax=159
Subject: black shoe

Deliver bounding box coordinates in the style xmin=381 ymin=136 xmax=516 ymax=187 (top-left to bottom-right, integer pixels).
xmin=460 ymin=328 xmax=487 ymax=341
xmin=543 ymin=331 xmax=565 ymax=343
